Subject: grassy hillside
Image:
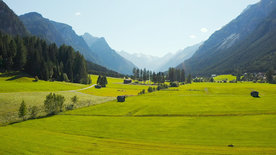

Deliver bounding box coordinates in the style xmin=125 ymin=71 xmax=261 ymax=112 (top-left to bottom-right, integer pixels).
xmin=0 ymin=73 xmax=114 ymax=125
xmin=0 ymin=81 xmax=276 ymax=154
xmin=0 ymin=73 xmax=87 ymax=93
xmin=81 ymin=75 xmax=149 ymax=97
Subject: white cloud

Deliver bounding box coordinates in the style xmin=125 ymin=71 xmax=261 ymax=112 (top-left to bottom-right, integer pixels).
xmin=200 ymin=28 xmax=208 ymax=33
xmin=189 ymin=35 xmax=197 ymax=39
xmin=75 ymin=12 xmax=81 ymax=16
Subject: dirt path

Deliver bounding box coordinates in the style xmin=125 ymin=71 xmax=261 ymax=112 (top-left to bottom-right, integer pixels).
xmin=62 ymin=84 xmax=96 ymax=93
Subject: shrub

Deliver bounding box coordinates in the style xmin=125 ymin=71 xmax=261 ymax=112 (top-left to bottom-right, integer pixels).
xmin=148 ymin=87 xmax=153 ymax=93
xmin=157 ymin=84 xmax=168 ymax=90
xmin=71 ymin=95 xmax=78 ymax=104
xmin=170 ymin=81 xmax=179 ymax=87
xmin=138 ymin=89 xmax=146 ymax=95
xmin=66 ymin=104 xmax=74 ymax=110
xmin=34 ymin=76 xmax=39 ymax=82
xmin=30 ymin=106 xmax=39 ymax=119
xmin=44 ymin=93 xmax=65 ymax=115
xmin=63 ymin=73 xmax=69 ymax=82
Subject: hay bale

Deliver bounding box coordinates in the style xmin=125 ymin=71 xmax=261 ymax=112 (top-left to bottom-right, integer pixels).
xmin=117 ymin=96 xmax=125 ymax=102
xmin=251 ymin=91 xmax=259 ymax=97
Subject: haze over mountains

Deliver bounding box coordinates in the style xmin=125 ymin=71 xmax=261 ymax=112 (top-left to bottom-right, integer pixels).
xmin=119 ymin=42 xmax=201 ymax=72
xmin=178 ymin=0 xmax=276 ymax=75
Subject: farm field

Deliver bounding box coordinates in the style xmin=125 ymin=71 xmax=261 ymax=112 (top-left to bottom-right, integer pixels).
xmin=1 ymin=79 xmax=276 ymax=154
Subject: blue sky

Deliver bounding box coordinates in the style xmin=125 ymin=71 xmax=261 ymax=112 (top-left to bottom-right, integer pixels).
xmin=5 ymin=0 xmax=260 ymax=56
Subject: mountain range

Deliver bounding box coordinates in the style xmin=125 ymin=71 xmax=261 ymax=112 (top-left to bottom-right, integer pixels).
xmin=82 ymin=33 xmax=136 ymax=75
xmin=119 ymin=42 xmax=201 ymax=72
xmin=1 ymin=0 xmax=276 ymax=76
xmin=19 ymin=12 xmax=136 ymax=75
xmin=178 ymin=0 xmax=276 ymax=75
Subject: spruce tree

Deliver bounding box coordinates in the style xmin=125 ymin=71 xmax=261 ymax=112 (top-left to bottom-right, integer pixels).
xmin=18 ymin=100 xmax=27 ymax=119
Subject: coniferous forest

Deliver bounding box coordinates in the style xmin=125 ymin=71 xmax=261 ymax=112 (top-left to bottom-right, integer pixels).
xmin=0 ymin=31 xmax=91 ymax=84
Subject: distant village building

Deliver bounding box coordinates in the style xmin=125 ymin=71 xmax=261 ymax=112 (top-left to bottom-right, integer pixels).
xmin=124 ymin=79 xmax=132 ymax=84
xmin=211 ymin=74 xmax=217 ymax=77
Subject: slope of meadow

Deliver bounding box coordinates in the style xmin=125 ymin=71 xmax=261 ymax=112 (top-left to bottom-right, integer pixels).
xmin=0 ymin=73 xmax=114 ymax=125
xmin=0 ymin=78 xmax=276 ymax=154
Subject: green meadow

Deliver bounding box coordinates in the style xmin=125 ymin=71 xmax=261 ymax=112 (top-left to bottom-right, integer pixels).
xmin=0 ymin=74 xmax=276 ymax=154
xmin=81 ymin=75 xmax=150 ymax=97
xmin=214 ymin=74 xmax=237 ymax=81
xmin=0 ymin=73 xmax=114 ymax=125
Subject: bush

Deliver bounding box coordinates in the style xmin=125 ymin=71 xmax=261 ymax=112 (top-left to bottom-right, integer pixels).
xmin=138 ymin=89 xmax=146 ymax=95
xmin=148 ymin=87 xmax=153 ymax=93
xmin=66 ymin=104 xmax=74 ymax=110
xmin=157 ymin=84 xmax=168 ymax=91
xmin=63 ymin=73 xmax=69 ymax=82
xmin=71 ymin=95 xmax=78 ymax=104
xmin=44 ymin=93 xmax=65 ymax=115
xmin=30 ymin=106 xmax=39 ymax=119
xmin=34 ymin=76 xmax=39 ymax=82
xmin=170 ymin=81 xmax=179 ymax=87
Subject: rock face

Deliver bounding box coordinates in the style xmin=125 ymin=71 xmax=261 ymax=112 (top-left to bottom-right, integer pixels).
xmin=178 ymin=0 xmax=276 ymax=75
xmin=251 ymin=91 xmax=259 ymax=98
xmin=0 ymin=1 xmax=29 ymax=36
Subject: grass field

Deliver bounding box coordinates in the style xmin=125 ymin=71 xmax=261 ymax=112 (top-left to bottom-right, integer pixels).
xmin=1 ymin=80 xmax=276 ymax=154
xmin=81 ymin=75 xmax=150 ymax=97
xmin=214 ymin=74 xmax=237 ymax=82
xmin=0 ymin=73 xmax=114 ymax=125
xmin=0 ymin=72 xmax=88 ymax=93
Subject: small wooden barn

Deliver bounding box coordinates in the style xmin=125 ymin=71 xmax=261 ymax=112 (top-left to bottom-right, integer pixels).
xmin=117 ymin=96 xmax=126 ymax=102
xmin=251 ymin=91 xmax=259 ymax=97
xmin=124 ymin=79 xmax=132 ymax=84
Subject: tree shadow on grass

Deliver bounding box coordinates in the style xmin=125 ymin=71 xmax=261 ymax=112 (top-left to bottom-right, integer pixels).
xmin=2 ymin=72 xmax=33 ymax=81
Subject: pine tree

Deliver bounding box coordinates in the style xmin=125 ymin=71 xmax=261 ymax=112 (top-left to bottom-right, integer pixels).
xmin=186 ymin=74 xmax=192 ymax=84
xmin=18 ymin=100 xmax=27 ymax=120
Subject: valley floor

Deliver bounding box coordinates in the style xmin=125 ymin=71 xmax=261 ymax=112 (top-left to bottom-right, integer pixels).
xmin=0 ymin=74 xmax=276 ymax=154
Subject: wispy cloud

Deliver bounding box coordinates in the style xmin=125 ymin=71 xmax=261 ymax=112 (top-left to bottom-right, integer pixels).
xmin=75 ymin=12 xmax=81 ymax=16
xmin=189 ymin=35 xmax=197 ymax=39
xmin=200 ymin=28 xmax=208 ymax=33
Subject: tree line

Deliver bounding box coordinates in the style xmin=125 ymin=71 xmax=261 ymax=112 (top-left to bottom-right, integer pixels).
xmin=167 ymin=67 xmax=186 ymax=82
xmin=0 ymin=32 xmax=91 ymax=84
xmin=132 ymin=68 xmax=165 ymax=84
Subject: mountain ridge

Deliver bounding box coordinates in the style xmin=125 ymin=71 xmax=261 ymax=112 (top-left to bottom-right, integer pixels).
xmin=179 ymin=0 xmax=276 ymax=75
xmin=82 ymin=33 xmax=137 ymax=75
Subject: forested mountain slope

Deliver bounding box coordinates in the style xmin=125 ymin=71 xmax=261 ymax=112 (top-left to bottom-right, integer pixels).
xmin=19 ymin=12 xmax=98 ymax=63
xmin=178 ymin=0 xmax=276 ymax=75
xmin=0 ymin=0 xmax=28 ymax=36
